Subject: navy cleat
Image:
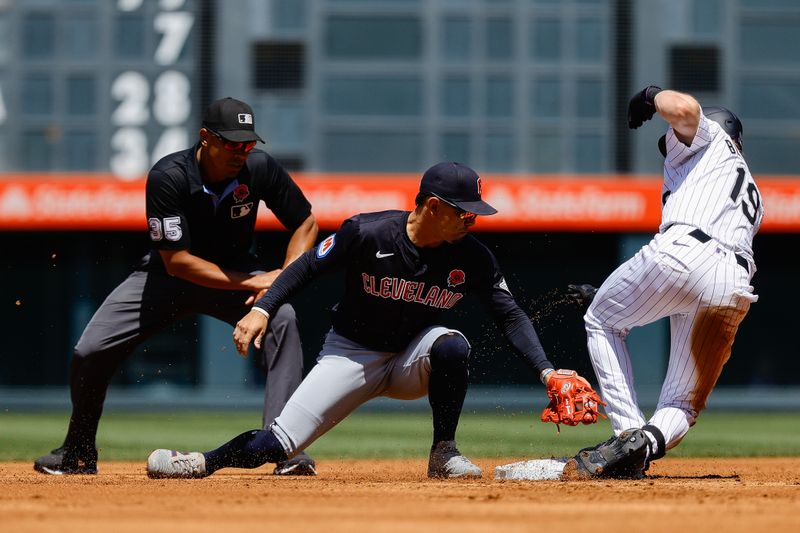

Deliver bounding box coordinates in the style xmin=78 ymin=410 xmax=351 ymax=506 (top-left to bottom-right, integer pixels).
xmin=274 ymin=452 xmax=317 ymax=476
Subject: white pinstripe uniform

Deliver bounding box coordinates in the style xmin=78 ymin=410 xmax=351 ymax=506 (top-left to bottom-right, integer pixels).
xmin=585 ymin=111 xmax=763 ymax=453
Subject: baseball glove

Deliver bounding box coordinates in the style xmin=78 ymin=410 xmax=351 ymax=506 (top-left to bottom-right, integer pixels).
xmin=541 ymin=369 xmax=606 ymax=431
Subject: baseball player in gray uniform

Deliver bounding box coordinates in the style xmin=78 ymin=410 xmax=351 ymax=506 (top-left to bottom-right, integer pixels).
xmin=145 ymin=162 xmax=599 ymax=480
xmin=563 ymin=86 xmax=763 ymax=479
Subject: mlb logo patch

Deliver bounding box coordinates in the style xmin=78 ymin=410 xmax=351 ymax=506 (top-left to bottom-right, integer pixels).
xmin=238 ymin=113 xmax=253 ymax=125
xmin=316 ymin=234 xmax=336 ymax=258
xmin=231 ymin=202 xmax=253 ymax=218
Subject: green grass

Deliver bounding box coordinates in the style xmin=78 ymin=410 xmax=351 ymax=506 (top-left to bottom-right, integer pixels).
xmin=2 ymin=410 xmax=799 ymax=461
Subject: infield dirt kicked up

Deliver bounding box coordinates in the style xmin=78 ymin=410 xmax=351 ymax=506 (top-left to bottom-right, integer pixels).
xmin=2 ymin=457 xmax=799 ymax=532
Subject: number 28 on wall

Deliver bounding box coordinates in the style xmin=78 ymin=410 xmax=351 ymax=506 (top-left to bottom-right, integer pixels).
xmin=111 ymin=0 xmax=194 ymax=181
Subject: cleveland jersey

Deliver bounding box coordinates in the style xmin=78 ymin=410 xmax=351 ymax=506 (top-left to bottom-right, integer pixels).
xmin=659 ymin=112 xmax=764 ymax=261
xmin=255 ymin=210 xmax=551 ymax=372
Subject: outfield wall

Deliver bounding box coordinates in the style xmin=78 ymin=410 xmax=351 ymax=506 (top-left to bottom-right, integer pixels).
xmin=2 ymin=174 xmax=797 ymax=403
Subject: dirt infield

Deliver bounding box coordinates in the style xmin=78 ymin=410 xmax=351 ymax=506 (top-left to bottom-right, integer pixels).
xmin=2 ymin=458 xmax=799 ymax=532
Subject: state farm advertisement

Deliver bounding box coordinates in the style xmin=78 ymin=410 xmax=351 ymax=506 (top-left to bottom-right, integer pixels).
xmin=1 ymin=173 xmax=799 ymax=232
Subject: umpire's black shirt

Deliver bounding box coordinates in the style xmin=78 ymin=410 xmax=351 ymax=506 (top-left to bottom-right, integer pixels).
xmin=142 ymin=142 xmax=312 ymax=271
xmin=256 ymin=210 xmax=552 ymax=373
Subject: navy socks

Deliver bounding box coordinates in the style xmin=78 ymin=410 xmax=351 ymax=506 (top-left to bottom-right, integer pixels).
xmin=204 ymin=429 xmax=288 ymax=474
xmin=428 ymin=334 xmax=470 ymax=445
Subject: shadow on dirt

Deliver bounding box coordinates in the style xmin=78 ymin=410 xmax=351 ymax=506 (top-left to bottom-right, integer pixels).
xmin=647 ymin=474 xmax=741 ymax=480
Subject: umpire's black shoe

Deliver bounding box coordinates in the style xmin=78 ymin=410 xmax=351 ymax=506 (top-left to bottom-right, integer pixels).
xmin=273 ymin=452 xmax=317 ymax=476
xmin=34 ymin=445 xmax=98 ymax=475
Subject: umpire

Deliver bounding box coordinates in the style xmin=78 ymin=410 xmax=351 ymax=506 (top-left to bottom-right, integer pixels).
xmin=34 ymin=97 xmax=319 ymax=476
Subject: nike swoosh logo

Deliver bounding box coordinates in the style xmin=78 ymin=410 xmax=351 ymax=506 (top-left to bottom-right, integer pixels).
xmin=672 ymin=241 xmax=689 ymax=247
xmin=376 ymin=251 xmax=395 ymax=259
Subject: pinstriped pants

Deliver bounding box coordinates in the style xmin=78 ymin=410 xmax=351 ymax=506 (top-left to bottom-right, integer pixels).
xmin=584 ymin=224 xmax=757 ymax=451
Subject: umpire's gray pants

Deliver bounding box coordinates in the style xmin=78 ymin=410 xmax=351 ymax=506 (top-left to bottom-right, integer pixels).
xmin=65 ymin=269 xmax=303 ymax=450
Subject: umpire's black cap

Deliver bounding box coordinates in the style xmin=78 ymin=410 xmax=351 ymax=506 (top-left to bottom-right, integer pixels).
xmin=419 ymin=162 xmax=498 ymax=216
xmin=202 ymin=97 xmax=265 ymax=143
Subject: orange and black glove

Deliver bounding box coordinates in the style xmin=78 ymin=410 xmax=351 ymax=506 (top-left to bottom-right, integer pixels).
xmin=540 ymin=369 xmax=606 ymax=432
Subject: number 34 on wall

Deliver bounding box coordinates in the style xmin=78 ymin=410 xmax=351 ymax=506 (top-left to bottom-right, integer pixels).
xmin=111 ymin=0 xmax=194 ymax=181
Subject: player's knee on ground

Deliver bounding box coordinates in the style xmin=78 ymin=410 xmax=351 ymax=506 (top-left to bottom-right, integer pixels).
xmin=430 ymin=333 xmax=470 ymax=368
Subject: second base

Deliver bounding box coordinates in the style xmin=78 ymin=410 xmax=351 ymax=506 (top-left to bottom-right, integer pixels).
xmin=494 ymin=458 xmax=568 ymax=480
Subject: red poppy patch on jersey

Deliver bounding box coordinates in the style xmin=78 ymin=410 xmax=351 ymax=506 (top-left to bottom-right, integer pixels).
xmin=316 ymin=234 xmax=336 ymax=258
xmin=233 ymin=184 xmax=250 ymax=203
xmin=447 ymin=269 xmax=465 ymax=287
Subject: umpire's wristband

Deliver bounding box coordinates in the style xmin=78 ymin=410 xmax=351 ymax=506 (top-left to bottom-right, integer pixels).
xmin=251 ymin=307 xmax=270 ymax=320
xmin=540 ymin=368 xmax=555 ymax=385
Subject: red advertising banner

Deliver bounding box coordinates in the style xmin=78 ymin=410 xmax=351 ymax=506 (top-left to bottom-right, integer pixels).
xmin=1 ymin=173 xmax=799 ymax=232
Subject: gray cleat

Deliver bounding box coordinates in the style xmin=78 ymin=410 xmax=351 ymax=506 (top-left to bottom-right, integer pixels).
xmin=147 ymin=449 xmax=208 ymax=479
xmin=427 ymin=440 xmax=482 ymax=479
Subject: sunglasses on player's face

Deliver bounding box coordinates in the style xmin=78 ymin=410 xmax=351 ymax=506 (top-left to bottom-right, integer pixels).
xmin=431 ymin=194 xmax=478 ymax=222
xmin=208 ymin=130 xmax=257 ymax=153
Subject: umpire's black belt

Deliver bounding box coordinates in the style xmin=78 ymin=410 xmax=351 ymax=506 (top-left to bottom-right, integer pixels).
xmin=688 ymin=228 xmax=749 ymax=274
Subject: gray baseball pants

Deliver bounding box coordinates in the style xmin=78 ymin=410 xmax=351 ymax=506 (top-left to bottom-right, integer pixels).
xmin=271 ymin=326 xmax=467 ymax=457
xmin=64 ymin=268 xmax=303 ymax=451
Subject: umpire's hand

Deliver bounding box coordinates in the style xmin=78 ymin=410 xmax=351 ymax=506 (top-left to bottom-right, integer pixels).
xmin=233 ymin=310 xmax=269 ymax=356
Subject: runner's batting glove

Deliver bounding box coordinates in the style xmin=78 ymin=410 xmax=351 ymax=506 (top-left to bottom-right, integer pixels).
xmin=565 ymin=283 xmax=598 ymax=311
xmin=628 ymin=85 xmax=662 ymax=129
xmin=540 ymin=369 xmax=606 ymax=432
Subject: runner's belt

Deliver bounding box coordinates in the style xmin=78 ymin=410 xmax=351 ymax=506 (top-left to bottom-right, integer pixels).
xmin=688 ymin=228 xmax=749 ymax=274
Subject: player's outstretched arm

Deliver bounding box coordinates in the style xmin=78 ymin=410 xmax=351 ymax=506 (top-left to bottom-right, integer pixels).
xmin=240 ymin=214 xmax=319 ymax=306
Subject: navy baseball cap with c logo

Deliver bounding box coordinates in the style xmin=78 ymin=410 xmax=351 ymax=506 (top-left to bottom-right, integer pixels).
xmin=202 ymin=97 xmax=265 ymax=143
xmin=419 ymin=161 xmax=498 ymax=216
